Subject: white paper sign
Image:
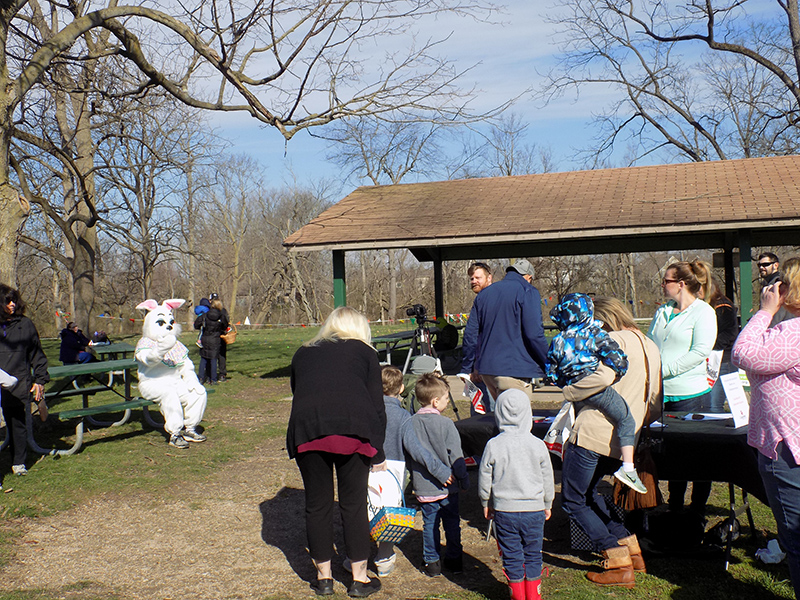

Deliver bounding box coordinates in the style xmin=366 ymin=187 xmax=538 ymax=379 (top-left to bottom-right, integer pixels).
xmin=720 ymin=371 xmax=749 ymax=428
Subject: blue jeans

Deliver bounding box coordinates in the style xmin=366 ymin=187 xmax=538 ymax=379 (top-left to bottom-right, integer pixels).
xmin=759 ymin=443 xmax=800 ymax=599
xmin=419 ymin=493 xmax=462 ymax=563
xmin=576 ymin=386 xmax=635 ymax=447
xmin=561 ymin=443 xmax=629 ymax=551
xmin=198 ymin=356 xmax=218 ymax=383
xmin=702 ymin=361 xmax=737 ymax=413
xmin=494 ymin=510 xmax=546 ymax=581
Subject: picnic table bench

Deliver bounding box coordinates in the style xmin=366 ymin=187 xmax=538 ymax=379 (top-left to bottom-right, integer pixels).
xmin=30 ymin=358 xmax=160 ymax=456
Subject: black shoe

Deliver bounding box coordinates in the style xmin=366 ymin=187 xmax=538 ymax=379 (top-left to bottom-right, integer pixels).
xmin=347 ymin=577 xmax=381 ymax=598
xmin=443 ymin=556 xmax=463 ymax=574
xmin=311 ymin=578 xmax=334 ymax=596
xmin=424 ymin=559 xmax=442 ymax=577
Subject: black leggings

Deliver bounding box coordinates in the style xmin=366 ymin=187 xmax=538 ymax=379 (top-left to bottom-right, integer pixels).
xmin=1 ymin=390 xmax=28 ymax=465
xmin=296 ymin=451 xmax=372 ymax=563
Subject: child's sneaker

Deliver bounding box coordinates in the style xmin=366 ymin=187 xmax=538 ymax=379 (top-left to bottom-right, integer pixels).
xmin=12 ymin=464 xmax=28 ymax=476
xmin=375 ymin=554 xmax=396 ymax=577
xmin=614 ymin=467 xmax=647 ymax=494
xmin=424 ymin=559 xmax=442 ymax=577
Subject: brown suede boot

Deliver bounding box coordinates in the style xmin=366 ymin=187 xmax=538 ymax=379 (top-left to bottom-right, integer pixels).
xmin=586 ymin=545 xmax=635 ymax=588
xmin=618 ymin=534 xmax=646 ymax=573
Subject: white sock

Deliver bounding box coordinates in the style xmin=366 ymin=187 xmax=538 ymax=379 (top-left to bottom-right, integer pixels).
xmin=622 ymin=462 xmax=635 ymax=472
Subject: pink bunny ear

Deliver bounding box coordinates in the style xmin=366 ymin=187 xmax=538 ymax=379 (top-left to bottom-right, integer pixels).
xmin=136 ymin=299 xmax=159 ymax=311
xmin=163 ymin=299 xmax=185 ymax=310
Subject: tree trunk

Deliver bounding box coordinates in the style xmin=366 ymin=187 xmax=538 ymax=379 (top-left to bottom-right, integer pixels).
xmin=388 ymin=249 xmax=397 ymax=322
xmin=0 ymin=184 xmax=28 ymax=285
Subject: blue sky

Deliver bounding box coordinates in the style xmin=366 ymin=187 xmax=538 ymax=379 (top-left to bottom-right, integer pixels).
xmin=207 ymin=0 xmax=780 ymax=193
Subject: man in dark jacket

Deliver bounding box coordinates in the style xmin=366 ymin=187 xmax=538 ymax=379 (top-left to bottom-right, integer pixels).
xmin=461 ymin=259 xmax=548 ymax=403
xmin=59 ymin=322 xmax=93 ymax=364
xmin=758 ymin=252 xmax=796 ymax=326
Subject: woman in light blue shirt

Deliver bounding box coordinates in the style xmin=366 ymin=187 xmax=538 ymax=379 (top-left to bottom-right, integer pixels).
xmin=648 ymin=260 xmax=717 ymax=515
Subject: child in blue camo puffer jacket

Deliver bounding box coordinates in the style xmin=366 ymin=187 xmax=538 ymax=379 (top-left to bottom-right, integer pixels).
xmin=546 ymin=293 xmax=646 ymax=495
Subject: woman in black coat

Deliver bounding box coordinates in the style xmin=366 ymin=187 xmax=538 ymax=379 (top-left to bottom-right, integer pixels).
xmin=194 ymin=299 xmax=228 ymax=384
xmin=0 ymin=284 xmax=49 ymax=476
xmin=287 ymin=306 xmax=386 ymax=597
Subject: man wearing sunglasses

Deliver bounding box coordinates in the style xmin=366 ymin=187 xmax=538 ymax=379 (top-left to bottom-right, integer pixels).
xmin=757 ymin=252 xmax=796 ymax=326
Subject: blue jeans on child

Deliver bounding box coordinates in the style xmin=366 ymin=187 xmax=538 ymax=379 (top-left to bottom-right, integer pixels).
xmin=198 ymin=356 xmax=218 ymax=383
xmin=419 ymin=493 xmax=462 ymax=564
xmin=575 ymin=386 xmax=634 ymax=447
xmin=493 ymin=510 xmax=546 ymax=581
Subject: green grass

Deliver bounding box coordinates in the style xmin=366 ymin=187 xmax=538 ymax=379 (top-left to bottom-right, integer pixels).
xmin=2 ymin=325 xmax=796 ymax=599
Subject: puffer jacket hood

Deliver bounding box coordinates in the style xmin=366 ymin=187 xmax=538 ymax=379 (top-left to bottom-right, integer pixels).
xmin=550 ymin=292 xmax=594 ymax=332
xmin=495 ymin=389 xmax=533 ymax=435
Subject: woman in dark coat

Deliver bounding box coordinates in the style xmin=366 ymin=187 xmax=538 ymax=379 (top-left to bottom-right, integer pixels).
xmin=194 ymin=299 xmax=228 ymax=384
xmin=0 ymin=284 xmax=49 ymax=476
xmin=287 ymin=306 xmax=386 ymax=597
xmin=59 ymin=322 xmax=93 ymax=364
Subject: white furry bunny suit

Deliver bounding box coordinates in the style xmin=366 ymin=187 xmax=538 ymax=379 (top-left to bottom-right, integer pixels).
xmin=134 ymin=299 xmax=207 ymax=447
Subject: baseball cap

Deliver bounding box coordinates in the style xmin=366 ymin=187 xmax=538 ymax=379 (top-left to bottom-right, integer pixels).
xmin=508 ymin=259 xmax=535 ymax=278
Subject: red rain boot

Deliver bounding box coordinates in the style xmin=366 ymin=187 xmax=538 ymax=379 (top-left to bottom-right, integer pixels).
xmin=525 ymin=578 xmax=542 ymax=600
xmin=509 ymin=580 xmax=526 ymax=600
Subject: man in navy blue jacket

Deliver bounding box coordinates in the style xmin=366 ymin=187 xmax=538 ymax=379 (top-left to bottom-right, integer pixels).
xmin=461 ymin=259 xmax=548 ymax=403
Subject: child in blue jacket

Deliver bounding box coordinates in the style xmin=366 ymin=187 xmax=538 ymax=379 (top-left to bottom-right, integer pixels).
xmin=546 ymin=293 xmax=645 ymax=494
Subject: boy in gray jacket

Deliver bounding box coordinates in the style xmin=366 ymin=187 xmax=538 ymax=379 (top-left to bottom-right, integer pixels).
xmin=410 ymin=373 xmax=469 ymax=577
xmin=479 ymin=389 xmax=554 ymax=600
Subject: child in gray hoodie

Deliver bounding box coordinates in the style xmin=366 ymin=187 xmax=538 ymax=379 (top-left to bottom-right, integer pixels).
xmin=478 ymin=389 xmax=554 ymax=600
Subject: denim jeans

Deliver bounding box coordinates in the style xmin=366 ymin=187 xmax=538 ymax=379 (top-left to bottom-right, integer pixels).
xmin=493 ymin=510 xmax=546 ymax=581
xmin=665 ymin=392 xmax=712 ymax=513
xmin=561 ymin=443 xmax=629 ymax=551
xmin=702 ymin=361 xmax=738 ymax=413
xmin=419 ymin=493 xmax=462 ymax=563
xmin=759 ymin=443 xmax=800 ymax=599
xmin=576 ymin=386 xmax=635 ymax=447
xmin=198 ymin=356 xmax=218 ymax=383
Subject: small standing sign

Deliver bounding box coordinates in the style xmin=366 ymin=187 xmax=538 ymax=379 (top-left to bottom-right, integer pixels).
xmin=720 ymin=370 xmax=750 ymax=428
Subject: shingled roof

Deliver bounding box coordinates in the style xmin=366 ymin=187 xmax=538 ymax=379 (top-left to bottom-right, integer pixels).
xmin=284 ymin=155 xmax=800 ymax=253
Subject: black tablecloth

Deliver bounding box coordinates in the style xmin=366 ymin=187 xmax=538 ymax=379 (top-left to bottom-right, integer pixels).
xmin=454 ymin=410 xmax=767 ymax=504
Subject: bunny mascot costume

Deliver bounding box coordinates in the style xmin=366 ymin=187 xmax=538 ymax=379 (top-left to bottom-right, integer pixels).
xmin=134 ymin=299 xmax=208 ymax=449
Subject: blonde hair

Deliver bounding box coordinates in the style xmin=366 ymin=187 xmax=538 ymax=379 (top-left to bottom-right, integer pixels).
xmin=381 ymin=365 xmax=404 ymax=397
xmin=415 ymin=373 xmax=449 ymax=406
xmin=593 ymin=297 xmax=637 ymax=332
xmin=782 ymin=257 xmax=800 ymax=313
xmin=211 ymin=299 xmax=223 ymax=310
xmin=304 ymin=306 xmax=372 ymax=347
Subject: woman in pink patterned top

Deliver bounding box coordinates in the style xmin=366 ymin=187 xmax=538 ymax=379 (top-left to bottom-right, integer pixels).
xmin=733 ymin=256 xmax=800 ymax=597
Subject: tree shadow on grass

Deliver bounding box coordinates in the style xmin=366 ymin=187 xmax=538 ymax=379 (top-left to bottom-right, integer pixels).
xmin=260 ymin=366 xmax=291 ymax=378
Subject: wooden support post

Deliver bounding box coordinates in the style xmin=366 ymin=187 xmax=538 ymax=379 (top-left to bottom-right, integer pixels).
xmin=738 ymin=230 xmax=753 ymax=324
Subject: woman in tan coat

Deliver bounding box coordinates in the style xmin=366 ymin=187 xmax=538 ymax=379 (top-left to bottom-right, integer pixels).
xmin=560 ymin=298 xmax=662 ymax=588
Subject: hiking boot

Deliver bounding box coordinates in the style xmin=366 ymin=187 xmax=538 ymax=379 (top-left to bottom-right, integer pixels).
xmin=424 ymin=559 xmax=442 ymax=577
xmin=169 ymin=434 xmax=190 ymax=449
xmin=182 ymin=427 xmax=207 ymax=443
xmin=347 ymin=577 xmax=381 ymax=598
xmin=586 ymin=545 xmax=635 ymax=588
xmin=614 ymin=467 xmax=647 ymax=494
xmin=618 ymin=534 xmax=646 ymax=573
xmin=12 ymin=464 xmax=28 ymax=476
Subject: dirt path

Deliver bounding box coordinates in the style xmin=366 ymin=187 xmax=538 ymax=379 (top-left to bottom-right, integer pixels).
xmin=1 ymin=393 xmax=584 ymax=600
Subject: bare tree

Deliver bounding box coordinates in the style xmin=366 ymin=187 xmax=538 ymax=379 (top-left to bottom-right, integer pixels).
xmin=541 ymin=0 xmax=800 ymax=165
xmin=1 ymin=0 xmax=500 ymax=285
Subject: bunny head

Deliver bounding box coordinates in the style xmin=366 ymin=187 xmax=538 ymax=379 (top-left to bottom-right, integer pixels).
xmin=137 ymin=299 xmax=185 ymax=341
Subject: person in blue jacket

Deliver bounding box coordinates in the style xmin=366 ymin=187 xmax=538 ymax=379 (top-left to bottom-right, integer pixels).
xmin=461 ymin=259 xmax=548 ymax=403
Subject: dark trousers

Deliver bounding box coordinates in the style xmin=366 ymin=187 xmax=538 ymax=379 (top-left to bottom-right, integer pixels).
xmin=665 ymin=393 xmax=712 ymax=514
xmin=296 ymin=451 xmax=372 ymax=563
xmin=198 ymin=356 xmax=218 ymax=383
xmin=1 ymin=390 xmax=28 ymax=465
xmin=219 ymin=342 xmax=227 ymax=376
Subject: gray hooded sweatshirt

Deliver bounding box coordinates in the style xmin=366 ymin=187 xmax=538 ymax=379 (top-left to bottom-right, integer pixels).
xmin=478 ymin=389 xmax=555 ymax=512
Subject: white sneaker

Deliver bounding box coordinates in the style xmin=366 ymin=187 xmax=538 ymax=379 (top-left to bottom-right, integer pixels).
xmin=614 ymin=467 xmax=647 ymax=494
xmin=169 ymin=434 xmax=190 ymax=449
xmin=12 ymin=464 xmax=28 ymax=476
xmin=182 ymin=427 xmax=207 ymax=443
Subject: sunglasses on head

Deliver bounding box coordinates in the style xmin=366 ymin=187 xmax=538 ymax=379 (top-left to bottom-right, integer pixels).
xmin=471 ymin=262 xmax=491 ymax=271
